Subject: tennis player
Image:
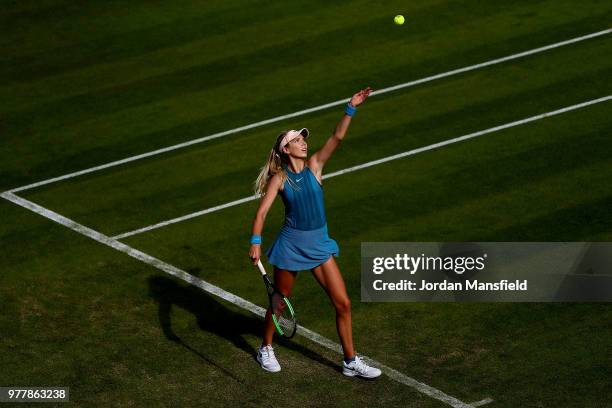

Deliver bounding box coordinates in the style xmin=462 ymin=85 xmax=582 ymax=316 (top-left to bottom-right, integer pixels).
xmin=248 ymin=87 xmax=381 ymax=379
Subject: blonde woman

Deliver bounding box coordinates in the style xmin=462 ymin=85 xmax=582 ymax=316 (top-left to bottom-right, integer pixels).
xmin=248 ymin=87 xmax=381 ymax=379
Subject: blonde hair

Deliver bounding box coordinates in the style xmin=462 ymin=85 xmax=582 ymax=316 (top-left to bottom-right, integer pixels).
xmin=254 ymin=131 xmax=303 ymax=196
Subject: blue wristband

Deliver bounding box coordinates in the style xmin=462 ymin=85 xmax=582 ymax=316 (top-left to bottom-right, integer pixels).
xmin=250 ymin=235 xmax=262 ymax=245
xmin=344 ymin=102 xmax=357 ymax=116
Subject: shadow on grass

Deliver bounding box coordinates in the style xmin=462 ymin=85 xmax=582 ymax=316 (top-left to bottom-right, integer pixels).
xmin=147 ymin=275 xmax=340 ymax=379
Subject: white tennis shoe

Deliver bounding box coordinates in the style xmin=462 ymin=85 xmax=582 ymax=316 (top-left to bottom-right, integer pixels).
xmin=257 ymin=344 xmax=281 ymax=373
xmin=342 ymin=356 xmax=382 ymax=379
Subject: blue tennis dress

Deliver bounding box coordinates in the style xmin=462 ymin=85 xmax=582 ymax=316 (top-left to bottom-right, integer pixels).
xmin=265 ymin=164 xmax=339 ymax=271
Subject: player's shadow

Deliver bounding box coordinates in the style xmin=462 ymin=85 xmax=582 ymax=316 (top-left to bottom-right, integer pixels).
xmin=147 ymin=276 xmax=338 ymax=376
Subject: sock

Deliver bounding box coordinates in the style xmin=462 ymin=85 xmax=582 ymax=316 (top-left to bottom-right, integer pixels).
xmin=344 ymin=356 xmax=356 ymax=365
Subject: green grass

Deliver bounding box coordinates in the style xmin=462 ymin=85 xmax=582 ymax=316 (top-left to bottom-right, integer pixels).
xmin=2 ymin=0 xmax=611 ymax=407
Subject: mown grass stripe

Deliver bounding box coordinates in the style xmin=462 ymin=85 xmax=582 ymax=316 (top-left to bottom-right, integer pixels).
xmin=7 ymin=28 xmax=610 ymax=194
xmin=110 ymin=95 xmax=611 ymax=239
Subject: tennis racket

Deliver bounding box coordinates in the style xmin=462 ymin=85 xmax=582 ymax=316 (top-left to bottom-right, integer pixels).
xmin=256 ymin=259 xmax=297 ymax=339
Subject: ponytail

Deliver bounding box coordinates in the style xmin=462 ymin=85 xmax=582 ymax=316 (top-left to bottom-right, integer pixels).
xmin=253 ymin=131 xmax=302 ymax=196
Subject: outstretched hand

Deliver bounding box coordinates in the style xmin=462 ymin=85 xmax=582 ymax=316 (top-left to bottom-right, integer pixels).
xmin=350 ymin=86 xmax=373 ymax=107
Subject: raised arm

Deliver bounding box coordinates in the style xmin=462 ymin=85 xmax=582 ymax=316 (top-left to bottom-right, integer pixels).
xmin=309 ymin=87 xmax=372 ymax=175
xmin=249 ymin=174 xmax=283 ymax=265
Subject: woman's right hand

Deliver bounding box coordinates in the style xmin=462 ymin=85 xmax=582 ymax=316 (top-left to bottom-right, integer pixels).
xmin=249 ymin=244 xmax=261 ymax=265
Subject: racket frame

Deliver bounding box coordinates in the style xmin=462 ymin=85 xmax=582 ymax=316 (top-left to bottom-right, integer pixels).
xmin=257 ymin=260 xmax=297 ymax=338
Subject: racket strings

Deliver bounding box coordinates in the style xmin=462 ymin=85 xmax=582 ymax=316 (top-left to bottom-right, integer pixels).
xmin=271 ymin=293 xmax=295 ymax=333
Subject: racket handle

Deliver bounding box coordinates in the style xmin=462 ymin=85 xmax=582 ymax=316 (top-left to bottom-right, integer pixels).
xmin=256 ymin=259 xmax=267 ymax=276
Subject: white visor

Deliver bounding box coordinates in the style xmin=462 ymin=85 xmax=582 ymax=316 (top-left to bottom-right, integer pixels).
xmin=279 ymin=128 xmax=309 ymax=151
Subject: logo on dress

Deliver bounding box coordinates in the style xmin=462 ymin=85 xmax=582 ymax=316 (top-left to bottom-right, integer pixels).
xmin=296 ymin=177 xmax=303 ymax=182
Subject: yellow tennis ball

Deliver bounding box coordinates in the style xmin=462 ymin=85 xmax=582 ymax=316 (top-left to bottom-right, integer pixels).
xmin=394 ymin=15 xmax=405 ymax=25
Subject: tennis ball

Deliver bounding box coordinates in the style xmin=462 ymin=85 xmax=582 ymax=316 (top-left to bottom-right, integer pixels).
xmin=394 ymin=15 xmax=405 ymax=25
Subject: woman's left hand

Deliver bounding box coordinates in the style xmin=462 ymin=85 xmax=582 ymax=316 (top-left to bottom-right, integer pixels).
xmin=350 ymin=86 xmax=373 ymax=107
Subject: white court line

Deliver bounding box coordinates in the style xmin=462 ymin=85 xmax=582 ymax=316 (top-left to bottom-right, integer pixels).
xmin=112 ymin=194 xmax=261 ymax=239
xmin=111 ymin=95 xmax=612 ymax=240
xmin=471 ymin=398 xmax=495 ymax=407
xmin=7 ymin=28 xmax=611 ymax=194
xmin=0 ymin=191 xmax=489 ymax=408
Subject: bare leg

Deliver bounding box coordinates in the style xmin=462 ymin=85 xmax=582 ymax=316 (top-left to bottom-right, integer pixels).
xmin=262 ymin=267 xmax=298 ymax=346
xmin=311 ymin=256 xmax=355 ymax=359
